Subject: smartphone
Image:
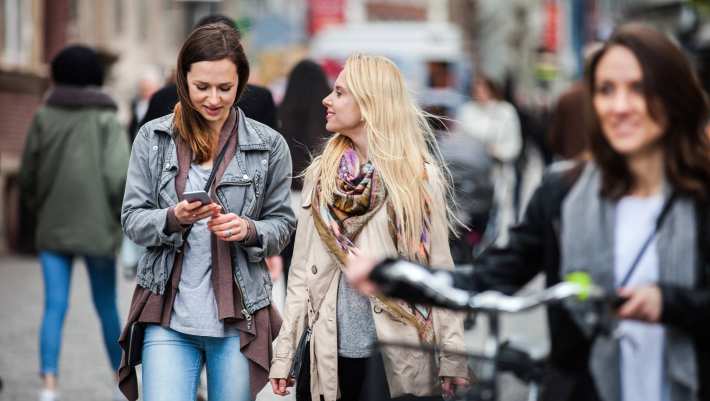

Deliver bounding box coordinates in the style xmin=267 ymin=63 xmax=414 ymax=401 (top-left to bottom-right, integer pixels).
xmin=182 ymin=190 xmax=212 ymax=205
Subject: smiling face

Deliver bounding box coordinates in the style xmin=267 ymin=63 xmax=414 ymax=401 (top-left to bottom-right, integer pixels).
xmin=187 ymin=58 xmax=238 ymax=131
xmin=593 ymin=45 xmax=667 ymax=159
xmin=322 ymin=70 xmax=364 ymax=136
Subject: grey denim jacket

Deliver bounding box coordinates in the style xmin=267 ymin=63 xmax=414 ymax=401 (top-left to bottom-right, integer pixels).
xmin=121 ymin=109 xmax=296 ymax=315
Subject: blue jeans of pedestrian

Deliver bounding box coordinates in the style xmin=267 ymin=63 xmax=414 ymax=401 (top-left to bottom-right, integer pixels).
xmin=39 ymin=250 xmax=122 ymax=375
xmin=142 ymin=325 xmax=251 ymax=401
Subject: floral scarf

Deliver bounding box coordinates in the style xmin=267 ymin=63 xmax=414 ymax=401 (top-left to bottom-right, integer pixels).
xmin=312 ymin=148 xmax=435 ymax=342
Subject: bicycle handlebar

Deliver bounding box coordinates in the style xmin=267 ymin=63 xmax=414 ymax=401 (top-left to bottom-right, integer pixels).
xmin=467 ymin=281 xmax=605 ymax=313
xmin=373 ymin=258 xmax=606 ymax=314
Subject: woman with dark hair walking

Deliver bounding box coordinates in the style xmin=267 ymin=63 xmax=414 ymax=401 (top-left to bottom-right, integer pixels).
xmin=347 ymin=23 xmax=710 ymax=401
xmin=117 ymin=23 xmax=295 ymax=401
xmin=273 ymin=60 xmax=331 ymax=284
xmin=279 ymin=59 xmax=331 ymax=190
xmin=18 ymin=45 xmax=129 ymax=401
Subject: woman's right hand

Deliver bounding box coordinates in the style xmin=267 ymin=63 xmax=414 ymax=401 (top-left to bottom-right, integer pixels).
xmin=270 ymin=377 xmax=295 ymax=396
xmin=174 ymin=200 xmax=221 ymax=225
xmin=345 ymin=250 xmax=380 ymax=296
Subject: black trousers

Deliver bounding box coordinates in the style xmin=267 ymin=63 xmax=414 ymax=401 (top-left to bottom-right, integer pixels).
xmin=338 ymin=354 xmax=444 ymax=401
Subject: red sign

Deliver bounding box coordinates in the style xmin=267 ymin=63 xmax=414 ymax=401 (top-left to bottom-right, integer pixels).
xmin=308 ymin=0 xmax=345 ymax=36
xmin=543 ymin=0 xmax=559 ymax=52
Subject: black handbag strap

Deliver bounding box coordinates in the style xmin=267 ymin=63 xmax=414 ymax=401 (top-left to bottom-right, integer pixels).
xmin=202 ymin=126 xmax=235 ymax=193
xmin=617 ymin=192 xmax=677 ymax=288
xmin=181 ymin=123 xmax=237 ymax=241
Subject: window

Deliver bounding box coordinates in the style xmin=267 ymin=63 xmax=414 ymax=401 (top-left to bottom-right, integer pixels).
xmin=1 ymin=0 xmax=35 ymax=67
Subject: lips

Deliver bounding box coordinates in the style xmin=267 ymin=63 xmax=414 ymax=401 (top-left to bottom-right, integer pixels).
xmin=325 ymin=110 xmax=335 ymax=120
xmin=204 ymin=106 xmax=222 ymax=117
xmin=608 ymin=120 xmax=639 ymax=138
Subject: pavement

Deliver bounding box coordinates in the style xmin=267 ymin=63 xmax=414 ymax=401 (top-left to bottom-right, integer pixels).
xmin=0 ymin=254 xmax=547 ymax=401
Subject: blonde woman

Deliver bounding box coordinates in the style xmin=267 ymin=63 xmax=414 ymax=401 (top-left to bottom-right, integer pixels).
xmin=269 ymin=54 xmax=469 ymax=401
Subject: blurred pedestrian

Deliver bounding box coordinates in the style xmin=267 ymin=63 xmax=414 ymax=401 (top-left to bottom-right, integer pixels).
xmin=269 ymin=54 xmax=469 ymax=401
xmin=117 ymin=22 xmax=295 ymax=401
xmin=547 ymin=43 xmax=603 ymax=161
xmin=547 ymin=81 xmax=588 ymax=160
xmin=279 ymin=59 xmax=331 ymax=190
xmin=456 ymin=75 xmax=522 ymax=245
xmin=18 ymin=45 xmax=129 ymax=401
xmin=346 ymin=23 xmax=710 ymax=401
xmin=274 ymin=59 xmax=331 ymax=285
xmin=127 ymin=68 xmax=161 ymax=145
xmin=437 ymin=131 xmax=494 ymax=265
xmin=139 ymin=15 xmax=277 ymax=130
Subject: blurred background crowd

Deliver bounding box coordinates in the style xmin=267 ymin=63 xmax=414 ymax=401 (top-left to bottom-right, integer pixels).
xmin=3 ymin=0 xmax=710 ymax=255
xmin=2 ymin=1 xmax=710 ymax=400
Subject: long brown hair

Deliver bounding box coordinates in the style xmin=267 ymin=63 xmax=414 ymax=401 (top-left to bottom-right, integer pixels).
xmin=174 ymin=23 xmax=249 ymax=163
xmin=586 ymin=23 xmax=710 ymax=200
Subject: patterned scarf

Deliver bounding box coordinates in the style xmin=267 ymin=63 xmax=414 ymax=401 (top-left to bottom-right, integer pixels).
xmin=312 ymin=148 xmax=435 ymax=343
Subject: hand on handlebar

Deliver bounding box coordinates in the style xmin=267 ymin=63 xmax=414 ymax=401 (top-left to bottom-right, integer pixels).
xmin=344 ymin=250 xmax=380 ymax=296
xmin=616 ymin=285 xmax=662 ymax=323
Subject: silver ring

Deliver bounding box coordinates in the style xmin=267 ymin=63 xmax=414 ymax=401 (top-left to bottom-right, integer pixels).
xmin=225 ymin=229 xmax=232 ymax=237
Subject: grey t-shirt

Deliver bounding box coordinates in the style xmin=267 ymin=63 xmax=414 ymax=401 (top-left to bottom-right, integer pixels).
xmin=170 ymin=163 xmax=239 ymax=337
xmin=337 ymin=274 xmax=377 ymax=357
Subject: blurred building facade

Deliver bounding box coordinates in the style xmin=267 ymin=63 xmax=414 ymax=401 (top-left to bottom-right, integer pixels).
xmin=0 ymin=0 xmax=216 ymax=252
xmin=2 ymin=0 xmax=709 ymax=252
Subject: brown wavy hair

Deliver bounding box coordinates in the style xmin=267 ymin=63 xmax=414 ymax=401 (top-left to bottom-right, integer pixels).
xmin=586 ymin=23 xmax=710 ymax=200
xmin=174 ymin=23 xmax=249 ymax=163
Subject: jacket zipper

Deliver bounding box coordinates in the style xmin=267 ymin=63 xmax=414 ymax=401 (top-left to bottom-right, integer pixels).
xmin=215 ymin=189 xmax=253 ymax=329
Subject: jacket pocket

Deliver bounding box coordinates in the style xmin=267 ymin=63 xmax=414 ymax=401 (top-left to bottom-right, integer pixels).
xmin=136 ymin=245 xmax=176 ymax=292
xmin=217 ymin=176 xmax=256 ymax=217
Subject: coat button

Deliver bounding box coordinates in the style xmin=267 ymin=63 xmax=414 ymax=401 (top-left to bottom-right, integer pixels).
xmin=311 ymin=265 xmax=318 ymax=274
xmin=373 ymin=305 xmax=383 ymax=314
xmin=152 ymin=145 xmax=158 ymax=151
xmin=261 ymin=159 xmax=267 ymax=165
xmin=243 ymin=174 xmax=250 ymax=180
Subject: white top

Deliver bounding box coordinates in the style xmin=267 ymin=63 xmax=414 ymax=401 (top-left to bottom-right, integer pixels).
xmin=614 ymin=194 xmax=670 ymax=401
xmin=455 ymin=100 xmax=522 ymax=163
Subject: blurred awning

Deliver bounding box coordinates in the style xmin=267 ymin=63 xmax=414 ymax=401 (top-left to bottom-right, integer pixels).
xmin=310 ymin=22 xmax=464 ymax=61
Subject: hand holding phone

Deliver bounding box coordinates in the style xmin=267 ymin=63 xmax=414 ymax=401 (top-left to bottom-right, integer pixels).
xmin=175 ymin=190 xmax=221 ymax=225
xmin=182 ymin=190 xmax=212 ymax=205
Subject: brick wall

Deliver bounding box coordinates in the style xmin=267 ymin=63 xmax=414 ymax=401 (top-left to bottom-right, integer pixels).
xmin=0 ymin=71 xmax=47 ymax=253
xmin=0 ymin=92 xmax=42 ymax=157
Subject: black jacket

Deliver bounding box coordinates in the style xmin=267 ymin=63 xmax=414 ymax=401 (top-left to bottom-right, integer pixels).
xmin=453 ymin=164 xmax=710 ymax=401
xmin=135 ymin=83 xmax=277 ymax=143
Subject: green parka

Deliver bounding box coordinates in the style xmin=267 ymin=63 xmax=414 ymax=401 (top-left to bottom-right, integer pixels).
xmin=18 ymin=85 xmax=129 ymax=256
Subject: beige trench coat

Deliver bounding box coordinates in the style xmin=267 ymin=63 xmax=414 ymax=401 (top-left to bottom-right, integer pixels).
xmin=270 ymin=169 xmax=468 ymax=401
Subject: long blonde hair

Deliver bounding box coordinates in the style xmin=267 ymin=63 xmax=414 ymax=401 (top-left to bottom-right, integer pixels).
xmin=306 ymin=53 xmax=457 ymax=260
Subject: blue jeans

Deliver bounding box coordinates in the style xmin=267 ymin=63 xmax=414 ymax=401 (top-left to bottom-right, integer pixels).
xmin=142 ymin=325 xmax=251 ymax=401
xmin=39 ymin=251 xmax=122 ymax=375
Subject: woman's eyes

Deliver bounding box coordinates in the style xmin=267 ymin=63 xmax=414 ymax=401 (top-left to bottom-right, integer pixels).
xmin=595 ymin=81 xmax=643 ymax=96
xmin=195 ymin=85 xmax=232 ymax=91
xmin=595 ymin=82 xmax=614 ymax=95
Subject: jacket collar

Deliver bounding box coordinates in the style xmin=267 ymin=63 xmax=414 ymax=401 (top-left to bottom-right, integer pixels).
xmin=153 ymin=107 xmax=269 ymax=152
xmin=236 ymin=107 xmax=270 ymax=151
xmin=46 ymin=85 xmax=117 ymax=110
